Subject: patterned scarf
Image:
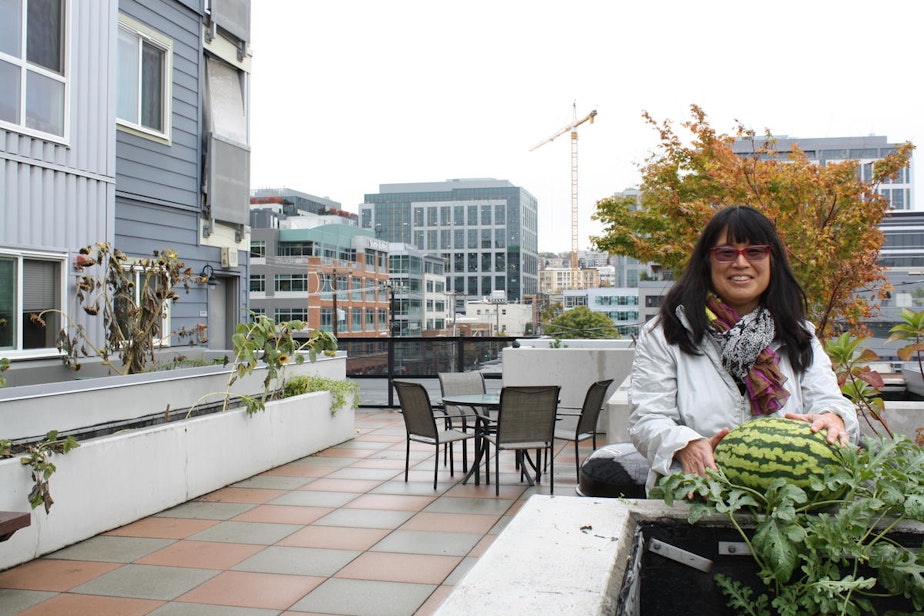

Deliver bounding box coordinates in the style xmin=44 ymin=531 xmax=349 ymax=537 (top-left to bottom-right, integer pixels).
xmin=705 ymin=295 xmax=790 ymax=415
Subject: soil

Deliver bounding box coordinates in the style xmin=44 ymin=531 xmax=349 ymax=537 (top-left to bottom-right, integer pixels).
xmin=634 ymin=522 xmax=920 ymax=616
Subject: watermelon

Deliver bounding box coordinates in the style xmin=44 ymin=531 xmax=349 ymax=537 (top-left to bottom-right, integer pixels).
xmin=714 ymin=416 xmax=845 ymax=502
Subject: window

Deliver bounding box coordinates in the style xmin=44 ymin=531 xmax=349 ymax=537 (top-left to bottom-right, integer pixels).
xmin=250 ymin=240 xmax=266 ymax=258
xmin=249 ymin=274 xmax=265 ymax=292
xmin=276 ymin=307 xmax=307 ymax=322
xmin=117 ymin=15 xmax=172 ymax=138
xmin=0 ymin=253 xmax=64 ymax=352
xmin=114 ymin=266 xmax=172 ymax=347
xmin=0 ymin=0 xmax=67 ymax=139
xmin=275 ymin=274 xmax=308 ymax=292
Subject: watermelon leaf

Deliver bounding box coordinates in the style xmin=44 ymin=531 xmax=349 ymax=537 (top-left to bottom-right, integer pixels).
xmin=753 ymin=519 xmax=799 ymax=584
xmin=657 ymin=432 xmax=924 ymax=615
xmin=714 ymin=573 xmax=772 ymax=616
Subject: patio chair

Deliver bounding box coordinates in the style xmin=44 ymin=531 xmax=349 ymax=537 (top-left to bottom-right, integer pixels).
xmin=483 ymin=385 xmax=561 ymax=496
xmin=393 ymin=380 xmax=476 ymax=490
xmin=438 ymin=371 xmax=487 ymax=433
xmin=553 ymin=379 xmax=614 ymax=481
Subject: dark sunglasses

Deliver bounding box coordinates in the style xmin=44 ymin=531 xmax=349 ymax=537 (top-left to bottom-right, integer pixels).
xmin=710 ymin=245 xmax=771 ymax=263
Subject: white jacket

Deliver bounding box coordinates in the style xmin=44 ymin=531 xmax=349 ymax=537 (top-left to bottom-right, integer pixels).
xmin=628 ymin=309 xmax=859 ymax=490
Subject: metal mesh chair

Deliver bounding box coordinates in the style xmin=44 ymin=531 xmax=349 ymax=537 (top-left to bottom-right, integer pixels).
xmin=554 ymin=379 xmax=614 ymax=481
xmin=438 ymin=371 xmax=487 ymax=433
xmin=483 ymin=385 xmax=561 ymax=496
xmin=393 ymin=380 xmax=476 ymax=490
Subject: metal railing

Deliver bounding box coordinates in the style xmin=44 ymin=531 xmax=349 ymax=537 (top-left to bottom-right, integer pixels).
xmin=337 ymin=335 xmax=526 ymax=407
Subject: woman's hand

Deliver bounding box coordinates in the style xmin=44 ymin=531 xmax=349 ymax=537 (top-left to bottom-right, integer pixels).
xmin=784 ymin=412 xmax=848 ymax=445
xmin=675 ymin=428 xmax=730 ymax=476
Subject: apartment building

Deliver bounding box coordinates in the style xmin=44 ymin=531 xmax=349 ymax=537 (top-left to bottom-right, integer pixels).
xmin=360 ymin=178 xmax=539 ymax=303
xmin=250 ymin=207 xmax=390 ymax=338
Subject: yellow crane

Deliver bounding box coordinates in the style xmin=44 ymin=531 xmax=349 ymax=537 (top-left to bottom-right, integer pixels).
xmin=530 ymin=102 xmax=597 ymax=289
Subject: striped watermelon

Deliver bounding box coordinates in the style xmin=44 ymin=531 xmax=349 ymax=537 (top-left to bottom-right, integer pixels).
xmin=714 ymin=417 xmax=845 ymax=502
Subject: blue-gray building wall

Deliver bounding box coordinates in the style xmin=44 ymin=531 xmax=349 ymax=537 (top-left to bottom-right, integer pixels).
xmin=115 ymin=0 xmax=216 ymax=338
xmin=0 ymin=0 xmax=119 ymax=353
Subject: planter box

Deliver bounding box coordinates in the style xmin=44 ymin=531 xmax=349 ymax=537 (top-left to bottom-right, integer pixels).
xmin=1 ymin=352 xmax=347 ymax=442
xmin=434 ymin=496 xmax=924 ymax=615
xmin=0 ymin=360 xmax=355 ymax=571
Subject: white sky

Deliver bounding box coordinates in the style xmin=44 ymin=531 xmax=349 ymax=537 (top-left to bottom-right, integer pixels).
xmin=250 ymin=0 xmax=924 ymax=254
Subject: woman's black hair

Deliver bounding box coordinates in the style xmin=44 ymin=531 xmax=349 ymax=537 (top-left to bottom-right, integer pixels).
xmin=658 ymin=205 xmax=813 ymax=372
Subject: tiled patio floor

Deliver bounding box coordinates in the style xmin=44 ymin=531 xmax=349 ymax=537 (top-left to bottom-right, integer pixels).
xmin=0 ymin=408 xmax=587 ymax=616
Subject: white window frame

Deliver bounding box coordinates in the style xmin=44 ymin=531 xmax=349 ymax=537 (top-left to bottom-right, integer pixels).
xmin=0 ymin=0 xmax=70 ymax=142
xmin=0 ymin=249 xmax=67 ymax=357
xmin=116 ymin=14 xmax=172 ymax=142
xmin=117 ymin=265 xmax=173 ymax=348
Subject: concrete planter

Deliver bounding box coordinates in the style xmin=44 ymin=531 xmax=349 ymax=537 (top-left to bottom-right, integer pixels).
xmin=0 ymin=358 xmax=355 ymax=571
xmin=435 ymin=495 xmax=924 ymax=615
xmin=501 ymin=345 xmax=635 ymax=431
xmin=1 ymin=352 xmax=347 ymax=442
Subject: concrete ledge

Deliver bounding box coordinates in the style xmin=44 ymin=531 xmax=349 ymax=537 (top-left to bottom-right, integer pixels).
xmin=434 ymin=496 xmax=688 ymax=615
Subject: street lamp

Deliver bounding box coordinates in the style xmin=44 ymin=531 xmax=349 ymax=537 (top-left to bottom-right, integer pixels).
xmin=445 ymin=290 xmax=464 ymax=336
xmin=487 ymin=294 xmax=506 ymax=336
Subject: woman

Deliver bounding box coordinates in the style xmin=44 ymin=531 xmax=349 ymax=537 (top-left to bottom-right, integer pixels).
xmin=628 ymin=205 xmax=858 ymax=491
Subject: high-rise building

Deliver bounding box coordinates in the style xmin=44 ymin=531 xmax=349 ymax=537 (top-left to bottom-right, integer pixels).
xmin=731 ymin=135 xmax=914 ymax=211
xmin=249 ymin=204 xmax=390 ymax=338
xmin=387 ymin=243 xmax=449 ymax=336
xmin=360 ymin=178 xmax=539 ymax=303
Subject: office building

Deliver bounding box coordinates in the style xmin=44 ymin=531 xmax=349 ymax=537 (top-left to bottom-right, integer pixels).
xmin=731 ymin=135 xmax=914 ymax=211
xmin=249 ymin=205 xmax=390 ymax=338
xmin=563 ymin=288 xmax=641 ymax=336
xmin=360 ymin=178 xmax=539 ymax=305
xmin=387 ymin=243 xmax=449 ymax=336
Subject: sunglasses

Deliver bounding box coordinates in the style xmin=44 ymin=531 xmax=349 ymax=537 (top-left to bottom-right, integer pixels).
xmin=710 ymin=245 xmax=771 ymax=263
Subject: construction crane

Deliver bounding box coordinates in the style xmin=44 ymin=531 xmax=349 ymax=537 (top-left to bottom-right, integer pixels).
xmin=531 ymin=102 xmax=597 ymax=289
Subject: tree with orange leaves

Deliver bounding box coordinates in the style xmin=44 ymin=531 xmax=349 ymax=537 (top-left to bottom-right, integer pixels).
xmin=591 ymin=104 xmax=914 ymax=339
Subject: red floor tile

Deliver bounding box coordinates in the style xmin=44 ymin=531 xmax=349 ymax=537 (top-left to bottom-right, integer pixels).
xmin=343 ymin=494 xmax=435 ymax=512
xmin=400 ymin=512 xmax=499 ymax=534
xmin=316 ymin=447 xmax=377 ymax=458
xmin=335 ymin=552 xmax=461 ymax=585
xmin=135 ymin=540 xmax=263 ymax=570
xmin=0 ymin=559 xmax=122 ymax=592
xmin=414 ymin=584 xmax=454 ymax=615
xmin=104 ymin=517 xmax=218 ymax=539
xmin=176 ymin=570 xmax=324 ymax=610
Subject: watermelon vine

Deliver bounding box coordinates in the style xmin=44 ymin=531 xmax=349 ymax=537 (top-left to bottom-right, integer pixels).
xmin=655 ymin=436 xmax=924 ymax=616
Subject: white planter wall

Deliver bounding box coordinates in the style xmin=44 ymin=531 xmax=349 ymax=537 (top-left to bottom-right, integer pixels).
xmin=0 ymin=357 xmax=355 ymax=571
xmin=501 ymin=346 xmax=635 ymax=430
xmin=1 ymin=352 xmax=346 ymax=441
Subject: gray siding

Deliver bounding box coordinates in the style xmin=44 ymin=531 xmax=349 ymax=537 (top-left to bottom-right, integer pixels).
xmin=114 ymin=0 xmax=215 ymax=339
xmin=115 ymin=0 xmax=203 ymax=214
xmin=0 ymin=0 xmax=118 ymax=251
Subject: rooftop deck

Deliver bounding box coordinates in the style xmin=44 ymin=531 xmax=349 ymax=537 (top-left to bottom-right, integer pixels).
xmin=0 ymin=404 xmax=587 ymax=616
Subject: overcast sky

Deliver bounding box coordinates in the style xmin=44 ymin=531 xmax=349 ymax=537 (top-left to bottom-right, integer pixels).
xmin=249 ymin=1 xmax=923 ymax=254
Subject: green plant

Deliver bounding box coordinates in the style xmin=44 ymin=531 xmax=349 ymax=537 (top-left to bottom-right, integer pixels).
xmin=888 ymin=307 xmax=924 ymax=378
xmin=222 ymin=313 xmax=339 ymax=416
xmin=824 ymin=332 xmax=892 ymax=439
xmin=655 ymin=435 xmax=924 ymax=616
xmin=0 ymin=357 xmax=9 ymax=387
xmin=282 ymin=375 xmax=359 ymax=415
xmin=0 ymin=431 xmax=80 ymax=514
xmin=32 ymin=243 xmax=201 ymax=375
